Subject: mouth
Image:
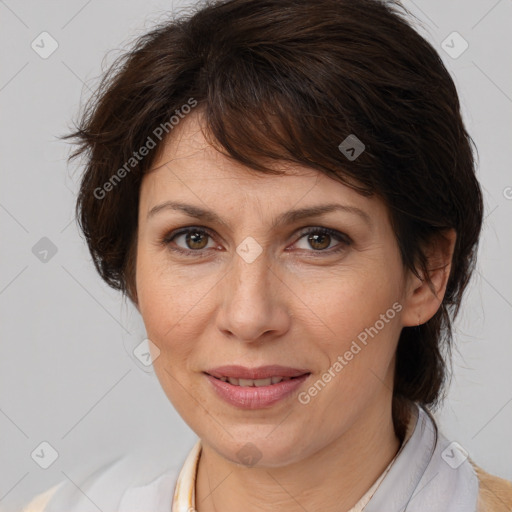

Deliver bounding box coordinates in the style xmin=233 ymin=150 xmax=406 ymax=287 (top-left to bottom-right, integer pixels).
xmin=203 ymin=365 xmax=311 ymax=409
xmin=205 ymin=374 xmax=310 ymax=387
xmin=204 ymin=364 xmax=311 ymax=383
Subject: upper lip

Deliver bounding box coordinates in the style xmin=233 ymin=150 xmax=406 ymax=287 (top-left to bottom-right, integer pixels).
xmin=205 ymin=365 xmax=311 ymax=380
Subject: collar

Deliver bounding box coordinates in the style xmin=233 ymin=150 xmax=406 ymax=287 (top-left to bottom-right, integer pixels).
xmin=171 ymin=401 xmax=470 ymax=512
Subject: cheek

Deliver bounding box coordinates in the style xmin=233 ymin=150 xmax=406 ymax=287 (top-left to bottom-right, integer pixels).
xmin=134 ymin=252 xmax=213 ymax=422
xmin=136 ymin=246 xmax=188 ymax=326
xmin=297 ymin=264 xmax=402 ymax=343
xmin=135 ymin=248 xmax=215 ymax=364
xmin=295 ymin=264 xmax=403 ymax=399
xmin=300 ymin=281 xmax=402 ymax=420
xmin=136 ymin=249 xmax=181 ymax=350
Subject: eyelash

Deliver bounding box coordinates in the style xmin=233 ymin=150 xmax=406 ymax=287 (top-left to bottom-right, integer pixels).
xmin=159 ymin=226 xmax=352 ymax=258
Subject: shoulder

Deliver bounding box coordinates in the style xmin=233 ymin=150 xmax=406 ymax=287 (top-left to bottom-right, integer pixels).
xmin=21 ymin=482 xmax=63 ymax=512
xmin=21 ymin=451 xmax=180 ymax=512
xmin=468 ymin=458 xmax=512 ymax=512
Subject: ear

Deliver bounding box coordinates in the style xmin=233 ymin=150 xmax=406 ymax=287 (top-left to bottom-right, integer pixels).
xmin=400 ymin=229 xmax=457 ymax=327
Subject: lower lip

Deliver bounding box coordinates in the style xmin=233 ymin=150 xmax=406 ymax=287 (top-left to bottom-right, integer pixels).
xmin=205 ymin=374 xmax=310 ymax=409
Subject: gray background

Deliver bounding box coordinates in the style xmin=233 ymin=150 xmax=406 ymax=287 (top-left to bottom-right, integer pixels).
xmin=1 ymin=0 xmax=511 ymax=509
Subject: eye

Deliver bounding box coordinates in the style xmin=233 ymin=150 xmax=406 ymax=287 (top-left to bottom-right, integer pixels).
xmin=161 ymin=225 xmax=351 ymax=258
xmin=161 ymin=227 xmax=217 ymax=256
xmin=292 ymin=227 xmax=351 ymax=255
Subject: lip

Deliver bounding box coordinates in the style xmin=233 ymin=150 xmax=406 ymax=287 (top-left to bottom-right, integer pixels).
xmin=204 ymin=366 xmax=311 ymax=409
xmin=205 ymin=365 xmax=310 ymax=380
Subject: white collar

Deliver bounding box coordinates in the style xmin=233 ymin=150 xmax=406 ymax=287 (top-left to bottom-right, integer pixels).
xmin=171 ymin=402 xmax=477 ymax=512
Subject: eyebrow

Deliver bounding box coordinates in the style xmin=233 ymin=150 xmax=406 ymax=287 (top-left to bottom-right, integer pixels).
xmin=147 ymin=200 xmax=372 ymax=228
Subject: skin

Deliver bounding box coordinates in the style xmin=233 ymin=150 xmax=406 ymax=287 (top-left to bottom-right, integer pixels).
xmin=134 ymin=111 xmax=456 ymax=512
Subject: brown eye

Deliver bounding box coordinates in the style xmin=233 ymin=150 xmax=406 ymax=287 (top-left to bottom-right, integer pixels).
xmin=307 ymin=232 xmax=331 ymax=250
xmin=185 ymin=230 xmax=210 ymax=250
xmin=162 ymin=227 xmax=216 ymax=255
xmin=162 ymin=226 xmax=351 ymax=258
xmin=293 ymin=227 xmax=352 ymax=255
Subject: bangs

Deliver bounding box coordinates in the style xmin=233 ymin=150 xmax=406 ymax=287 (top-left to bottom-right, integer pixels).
xmin=197 ymin=47 xmax=377 ymax=195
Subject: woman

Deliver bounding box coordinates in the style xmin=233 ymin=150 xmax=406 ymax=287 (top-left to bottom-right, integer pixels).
xmin=23 ymin=0 xmax=512 ymax=510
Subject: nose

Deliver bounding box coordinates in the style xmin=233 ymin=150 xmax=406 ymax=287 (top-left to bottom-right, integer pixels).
xmin=214 ymin=248 xmax=292 ymax=343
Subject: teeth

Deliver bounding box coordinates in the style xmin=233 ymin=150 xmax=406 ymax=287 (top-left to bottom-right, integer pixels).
xmin=221 ymin=376 xmax=293 ymax=386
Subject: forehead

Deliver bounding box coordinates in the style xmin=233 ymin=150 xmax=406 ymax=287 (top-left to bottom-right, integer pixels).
xmin=139 ymin=111 xmax=386 ymax=223
xmin=146 ymin=112 xmax=315 ymax=185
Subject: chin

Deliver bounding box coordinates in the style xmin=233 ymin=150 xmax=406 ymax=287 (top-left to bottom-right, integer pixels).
xmin=204 ymin=426 xmax=314 ymax=468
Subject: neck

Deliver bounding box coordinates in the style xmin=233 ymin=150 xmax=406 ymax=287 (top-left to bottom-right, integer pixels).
xmin=195 ymin=395 xmax=403 ymax=512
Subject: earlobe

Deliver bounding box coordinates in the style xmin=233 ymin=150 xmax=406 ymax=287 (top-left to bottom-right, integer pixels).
xmin=400 ymin=229 xmax=457 ymax=327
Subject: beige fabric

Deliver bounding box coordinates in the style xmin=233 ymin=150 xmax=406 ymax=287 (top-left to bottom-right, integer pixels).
xmin=470 ymin=459 xmax=512 ymax=512
xmin=21 ymin=483 xmax=61 ymax=512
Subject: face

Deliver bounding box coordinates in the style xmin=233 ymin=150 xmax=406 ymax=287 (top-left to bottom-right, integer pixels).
xmin=135 ymin=112 xmax=415 ymax=467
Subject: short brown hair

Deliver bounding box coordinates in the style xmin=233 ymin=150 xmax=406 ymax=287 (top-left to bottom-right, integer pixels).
xmin=64 ymin=0 xmax=484 ymax=421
